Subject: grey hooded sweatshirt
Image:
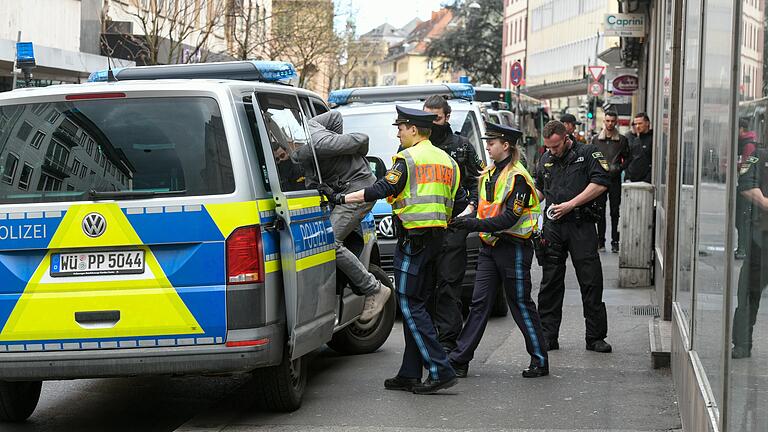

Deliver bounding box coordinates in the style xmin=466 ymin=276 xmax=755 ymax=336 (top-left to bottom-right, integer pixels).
xmin=293 ymin=111 xmax=376 ymax=193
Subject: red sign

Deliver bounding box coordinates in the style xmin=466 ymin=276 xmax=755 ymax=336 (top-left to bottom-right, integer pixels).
xmin=589 ymin=81 xmax=604 ymax=96
xmin=589 ymin=65 xmax=605 ymax=81
xmin=510 ymin=61 xmax=524 ymax=87
xmin=612 ymin=74 xmax=639 ymax=95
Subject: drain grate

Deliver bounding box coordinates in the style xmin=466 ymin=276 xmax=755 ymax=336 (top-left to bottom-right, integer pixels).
xmin=631 ymin=305 xmax=660 ymax=317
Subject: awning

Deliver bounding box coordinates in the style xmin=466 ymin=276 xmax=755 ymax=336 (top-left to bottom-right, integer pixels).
xmin=524 ymin=78 xmax=589 ymax=100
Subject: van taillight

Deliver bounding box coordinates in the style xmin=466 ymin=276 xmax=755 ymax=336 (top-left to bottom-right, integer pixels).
xmin=226 ymin=226 xmax=264 ymax=284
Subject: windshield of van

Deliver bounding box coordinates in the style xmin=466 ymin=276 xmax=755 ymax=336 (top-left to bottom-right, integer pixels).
xmin=342 ymin=107 xmax=482 ymax=167
xmin=0 ymin=97 xmax=234 ymax=204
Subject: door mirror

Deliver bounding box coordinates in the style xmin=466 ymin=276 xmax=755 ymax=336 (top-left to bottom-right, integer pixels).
xmin=367 ymin=156 xmax=387 ymax=179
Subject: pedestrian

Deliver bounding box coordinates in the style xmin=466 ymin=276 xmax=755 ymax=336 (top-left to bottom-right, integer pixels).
xmin=295 ymin=111 xmax=391 ymax=321
xmin=448 ymin=122 xmax=549 ymax=378
xmin=625 ymin=112 xmax=654 ymax=183
xmin=560 ymin=113 xmax=586 ymax=146
xmin=324 ymin=106 xmax=461 ymax=394
xmin=731 ymin=146 xmax=768 ymax=359
xmin=422 ymin=95 xmax=484 ymax=353
xmin=535 ymin=120 xmax=613 ymax=353
xmin=591 ymin=111 xmax=629 ymax=253
xmin=734 ymin=118 xmax=758 ymax=260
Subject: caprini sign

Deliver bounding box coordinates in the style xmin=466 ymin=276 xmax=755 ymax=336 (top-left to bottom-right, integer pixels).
xmin=604 ymin=13 xmax=646 ymax=37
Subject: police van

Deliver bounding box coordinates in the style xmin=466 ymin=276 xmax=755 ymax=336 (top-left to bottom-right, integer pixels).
xmin=0 ymin=61 xmax=395 ymax=422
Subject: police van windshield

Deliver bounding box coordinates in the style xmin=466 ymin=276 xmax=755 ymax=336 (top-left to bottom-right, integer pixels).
xmin=342 ymin=107 xmax=481 ymax=168
xmin=0 ymin=97 xmax=234 ymax=204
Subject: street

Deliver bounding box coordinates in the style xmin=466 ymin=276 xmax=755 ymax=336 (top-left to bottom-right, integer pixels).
xmin=6 ymin=253 xmax=680 ymax=432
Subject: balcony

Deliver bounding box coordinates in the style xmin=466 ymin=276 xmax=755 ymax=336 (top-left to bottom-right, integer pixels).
xmin=42 ymin=156 xmax=73 ymax=178
xmin=53 ymin=129 xmax=78 ymax=147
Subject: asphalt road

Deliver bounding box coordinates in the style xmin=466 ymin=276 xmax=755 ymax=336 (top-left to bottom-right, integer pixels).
xmin=3 ymin=253 xmax=681 ymax=432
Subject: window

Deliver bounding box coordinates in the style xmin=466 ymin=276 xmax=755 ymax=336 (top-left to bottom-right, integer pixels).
xmin=37 ymin=173 xmax=62 ymax=191
xmin=2 ymin=153 xmax=19 ymax=184
xmin=16 ymin=122 xmax=32 ymax=141
xmin=66 ymin=184 xmax=75 ymax=191
xmin=46 ymin=139 xmax=70 ymax=168
xmin=18 ymin=164 xmax=33 ymax=190
xmin=72 ymin=158 xmax=81 ymax=174
xmin=47 ymin=110 xmax=60 ymax=124
xmin=30 ymin=131 xmax=45 ymax=149
xmin=86 ymin=138 xmax=94 ymax=155
xmin=94 ymin=148 xmax=101 ymax=164
xmin=31 ymin=104 xmax=47 ymax=116
xmin=80 ymin=164 xmax=87 ymax=179
xmin=311 ymin=98 xmax=329 ymax=115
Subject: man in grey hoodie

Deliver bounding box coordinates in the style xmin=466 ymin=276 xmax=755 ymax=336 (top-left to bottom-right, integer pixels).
xmin=293 ymin=111 xmax=391 ymax=321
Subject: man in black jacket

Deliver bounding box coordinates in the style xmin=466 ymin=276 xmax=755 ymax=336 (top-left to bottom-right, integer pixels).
xmin=626 ymin=112 xmax=653 ymax=183
xmin=422 ymin=95 xmax=484 ymax=352
xmin=591 ymin=111 xmax=629 ymax=253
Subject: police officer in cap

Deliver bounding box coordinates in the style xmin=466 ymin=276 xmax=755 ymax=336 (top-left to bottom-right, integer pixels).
xmin=560 ymin=113 xmax=586 ymax=146
xmin=326 ymin=106 xmax=461 ymax=394
xmin=449 ymin=122 xmax=549 ymax=378
xmin=535 ymin=120 xmax=612 ymax=353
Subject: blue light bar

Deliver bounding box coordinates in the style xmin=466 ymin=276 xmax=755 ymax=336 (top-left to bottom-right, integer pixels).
xmin=86 ymin=61 xmax=298 ymax=84
xmin=328 ymin=89 xmax=354 ymax=105
xmin=446 ymin=83 xmax=476 ymax=99
xmin=328 ymin=83 xmax=476 ymax=106
xmin=16 ymin=42 xmax=35 ymax=65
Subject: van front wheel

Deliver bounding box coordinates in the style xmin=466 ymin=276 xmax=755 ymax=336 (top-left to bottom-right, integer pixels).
xmin=0 ymin=380 xmax=42 ymax=422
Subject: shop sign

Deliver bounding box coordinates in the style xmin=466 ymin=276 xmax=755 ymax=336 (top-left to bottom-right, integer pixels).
xmin=612 ymin=74 xmax=639 ymax=95
xmin=604 ymin=13 xmax=646 ymax=37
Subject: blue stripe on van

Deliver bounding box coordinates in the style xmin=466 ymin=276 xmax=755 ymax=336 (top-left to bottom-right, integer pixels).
xmin=126 ymin=209 xmax=224 ymax=244
xmin=0 ymin=251 xmax=46 ymax=332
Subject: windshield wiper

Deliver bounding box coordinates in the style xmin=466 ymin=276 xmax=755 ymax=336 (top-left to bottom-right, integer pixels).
xmin=88 ymin=189 xmax=187 ymax=200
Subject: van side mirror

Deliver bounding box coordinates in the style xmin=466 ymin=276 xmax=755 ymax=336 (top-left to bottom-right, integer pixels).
xmin=366 ymin=156 xmax=387 ymax=179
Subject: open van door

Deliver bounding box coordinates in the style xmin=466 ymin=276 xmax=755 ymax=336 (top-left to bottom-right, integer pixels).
xmin=251 ymin=91 xmax=336 ymax=360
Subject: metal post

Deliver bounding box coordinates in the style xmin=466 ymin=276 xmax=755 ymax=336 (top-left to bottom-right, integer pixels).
xmin=11 ymin=31 xmax=21 ymax=90
xmin=516 ymin=83 xmax=521 ymax=128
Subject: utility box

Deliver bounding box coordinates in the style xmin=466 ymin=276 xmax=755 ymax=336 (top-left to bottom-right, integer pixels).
xmin=619 ymin=182 xmax=654 ymax=287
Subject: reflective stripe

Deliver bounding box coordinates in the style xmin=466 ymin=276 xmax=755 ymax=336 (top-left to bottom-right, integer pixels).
xmin=478 ymin=161 xmax=540 ymax=245
xmin=396 ymin=212 xmax=453 ymax=222
xmin=515 ymin=242 xmax=545 ymax=364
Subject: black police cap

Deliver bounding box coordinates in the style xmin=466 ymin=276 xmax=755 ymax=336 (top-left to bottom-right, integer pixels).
xmin=392 ymin=105 xmax=438 ymax=128
xmin=481 ymin=121 xmax=522 ymax=142
xmin=560 ymin=113 xmax=581 ymax=125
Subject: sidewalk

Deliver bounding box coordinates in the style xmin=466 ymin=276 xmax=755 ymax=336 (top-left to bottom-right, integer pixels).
xmin=178 ymin=251 xmax=682 ymax=432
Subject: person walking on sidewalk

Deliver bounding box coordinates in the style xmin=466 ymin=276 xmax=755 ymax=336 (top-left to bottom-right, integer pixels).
xmin=591 ymin=111 xmax=629 ymax=253
xmin=422 ymin=95 xmax=484 ymax=353
xmin=325 ymin=106 xmax=460 ymax=394
xmin=535 ymin=120 xmax=613 ymax=354
xmin=560 ymin=113 xmax=586 ymax=147
xmin=448 ymin=122 xmax=549 ymax=379
xmin=295 ymin=111 xmax=391 ymax=321
xmin=625 ymin=112 xmax=653 ymax=183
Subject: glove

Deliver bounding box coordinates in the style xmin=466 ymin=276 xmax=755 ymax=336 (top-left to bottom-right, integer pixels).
xmin=317 ymin=184 xmax=345 ymax=205
xmin=455 ymin=204 xmax=475 ymax=218
xmin=449 ymin=216 xmax=478 ymax=231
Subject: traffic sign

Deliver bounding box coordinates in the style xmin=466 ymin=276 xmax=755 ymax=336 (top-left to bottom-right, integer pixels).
xmin=588 ymin=65 xmax=605 ymax=81
xmin=589 ymin=81 xmax=604 ymax=96
xmin=510 ymin=61 xmax=524 ymax=87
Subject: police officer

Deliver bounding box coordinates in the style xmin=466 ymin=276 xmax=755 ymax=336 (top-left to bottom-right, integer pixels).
xmin=449 ymin=122 xmax=549 ymax=378
xmin=422 ymin=95 xmax=484 ymax=352
xmin=327 ymin=106 xmax=461 ymax=394
xmin=535 ymin=120 xmax=612 ymax=353
xmin=731 ymin=147 xmax=768 ymax=359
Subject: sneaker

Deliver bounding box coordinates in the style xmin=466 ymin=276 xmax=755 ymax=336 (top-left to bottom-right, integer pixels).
xmin=412 ymin=376 xmax=458 ymax=394
xmin=384 ymin=375 xmax=421 ymax=391
xmin=732 ymin=346 xmax=751 ymax=359
xmin=360 ymin=283 xmax=391 ymax=321
xmin=450 ymin=360 xmax=469 ymax=378
xmin=586 ymin=339 xmax=612 ymax=353
xmin=611 ymin=242 xmax=619 ymax=253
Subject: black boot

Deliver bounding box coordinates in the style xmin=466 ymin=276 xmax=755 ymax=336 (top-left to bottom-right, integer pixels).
xmin=384 ymin=375 xmax=421 ymax=391
xmin=450 ymin=360 xmax=469 ymax=378
xmin=586 ymin=339 xmax=612 ymax=353
xmin=522 ymin=363 xmax=549 ymax=378
xmin=412 ymin=376 xmax=458 ymax=394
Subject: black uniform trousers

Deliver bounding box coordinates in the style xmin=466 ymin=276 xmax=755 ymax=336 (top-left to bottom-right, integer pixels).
xmin=732 ymin=231 xmax=768 ymax=350
xmin=427 ymin=226 xmax=469 ymax=351
xmin=450 ymin=240 xmax=547 ymax=367
xmin=596 ymin=176 xmax=622 ymax=246
xmin=537 ymin=220 xmax=608 ymax=345
xmin=393 ymin=229 xmax=456 ymax=381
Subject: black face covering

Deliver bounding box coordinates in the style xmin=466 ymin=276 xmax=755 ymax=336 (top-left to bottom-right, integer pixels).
xmin=430 ymin=123 xmax=451 ymax=145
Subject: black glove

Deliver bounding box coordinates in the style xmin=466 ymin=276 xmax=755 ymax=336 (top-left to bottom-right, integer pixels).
xmin=317 ymin=184 xmax=345 ymax=205
xmin=449 ymin=216 xmax=478 ymax=231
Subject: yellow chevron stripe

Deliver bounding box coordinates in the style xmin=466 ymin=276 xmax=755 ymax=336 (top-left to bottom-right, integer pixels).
xmin=287 ymin=196 xmax=322 ymax=211
xmin=295 ymin=249 xmax=336 ymax=271
xmin=265 ymin=260 xmax=281 ymax=274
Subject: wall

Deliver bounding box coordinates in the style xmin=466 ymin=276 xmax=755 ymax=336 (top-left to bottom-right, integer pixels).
xmin=0 ymin=0 xmax=82 ymax=53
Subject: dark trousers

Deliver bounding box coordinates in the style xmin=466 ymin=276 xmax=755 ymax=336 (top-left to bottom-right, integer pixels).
xmin=451 ymin=241 xmax=547 ymax=367
xmin=596 ymin=177 xmax=622 ymax=245
xmin=427 ymin=226 xmax=469 ymax=351
xmin=732 ymin=232 xmax=768 ymax=350
xmin=537 ymin=220 xmax=608 ymax=344
xmin=393 ymin=230 xmax=455 ymax=381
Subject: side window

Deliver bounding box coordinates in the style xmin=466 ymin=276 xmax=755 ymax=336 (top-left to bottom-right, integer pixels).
xmin=298 ymin=97 xmax=313 ymax=119
xmin=460 ymin=111 xmax=486 ymax=164
xmin=311 ymin=98 xmax=329 ymax=116
xmin=257 ymin=93 xmax=313 ymax=192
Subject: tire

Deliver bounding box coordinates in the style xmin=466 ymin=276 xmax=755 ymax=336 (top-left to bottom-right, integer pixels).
xmin=327 ymin=263 xmax=396 ymax=355
xmin=252 ymin=346 xmax=307 ymax=412
xmin=0 ymin=380 xmax=42 ymax=422
xmin=491 ymin=286 xmax=508 ymax=317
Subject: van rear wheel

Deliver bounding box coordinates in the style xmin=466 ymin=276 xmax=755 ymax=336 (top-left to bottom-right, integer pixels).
xmin=252 ymin=347 xmax=307 ymax=412
xmin=328 ymin=264 xmax=396 ymax=355
xmin=0 ymin=380 xmax=42 ymax=422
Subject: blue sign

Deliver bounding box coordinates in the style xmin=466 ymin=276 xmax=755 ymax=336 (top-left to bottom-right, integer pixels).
xmin=510 ymin=61 xmax=524 ymax=87
xmin=458 ymin=76 xmax=470 ymax=84
xmin=16 ymin=42 xmax=35 ymax=66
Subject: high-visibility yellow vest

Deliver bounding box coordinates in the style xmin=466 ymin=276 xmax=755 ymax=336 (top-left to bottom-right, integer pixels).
xmin=387 ymin=140 xmax=460 ymax=230
xmin=476 ymin=160 xmax=540 ymax=245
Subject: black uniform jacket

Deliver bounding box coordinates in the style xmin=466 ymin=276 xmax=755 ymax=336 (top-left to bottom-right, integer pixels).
xmin=432 ymin=128 xmax=484 ymax=215
xmin=535 ymin=143 xmax=610 ymax=208
xmin=738 ymin=148 xmax=768 ymax=231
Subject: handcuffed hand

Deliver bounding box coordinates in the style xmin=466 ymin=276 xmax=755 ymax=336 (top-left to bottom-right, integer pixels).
xmin=318 ymin=184 xmax=345 ymax=205
xmin=449 ymin=216 xmax=478 ymax=231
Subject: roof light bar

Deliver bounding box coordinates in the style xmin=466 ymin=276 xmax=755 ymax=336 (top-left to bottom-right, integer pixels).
xmin=327 ymin=83 xmax=476 ymax=106
xmin=86 ymin=61 xmax=298 ymax=84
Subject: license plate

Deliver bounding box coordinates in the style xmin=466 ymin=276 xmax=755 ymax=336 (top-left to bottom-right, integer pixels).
xmin=50 ymin=250 xmax=145 ymax=277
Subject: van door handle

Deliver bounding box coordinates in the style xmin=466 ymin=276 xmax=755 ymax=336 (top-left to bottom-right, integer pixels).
xmin=75 ymin=311 xmax=120 ymax=329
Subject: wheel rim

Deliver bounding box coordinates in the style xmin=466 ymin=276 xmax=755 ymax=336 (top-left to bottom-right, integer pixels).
xmin=289 ymin=356 xmax=303 ymax=390
xmin=350 ymin=311 xmax=383 ymax=337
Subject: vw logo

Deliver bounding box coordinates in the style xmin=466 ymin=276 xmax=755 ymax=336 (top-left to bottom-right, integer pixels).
xmin=377 ymin=216 xmax=394 ymax=239
xmin=82 ymin=213 xmax=107 ymax=238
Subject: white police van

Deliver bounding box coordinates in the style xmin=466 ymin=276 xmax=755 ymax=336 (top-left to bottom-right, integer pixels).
xmin=0 ymin=61 xmax=394 ymax=422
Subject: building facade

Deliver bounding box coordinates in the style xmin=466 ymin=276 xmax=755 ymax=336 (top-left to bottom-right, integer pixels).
xmin=501 ymin=0 xmax=528 ymax=88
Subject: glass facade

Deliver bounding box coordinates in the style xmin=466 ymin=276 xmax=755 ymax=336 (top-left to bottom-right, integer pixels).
xmin=654 ymin=0 xmax=768 ymax=429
